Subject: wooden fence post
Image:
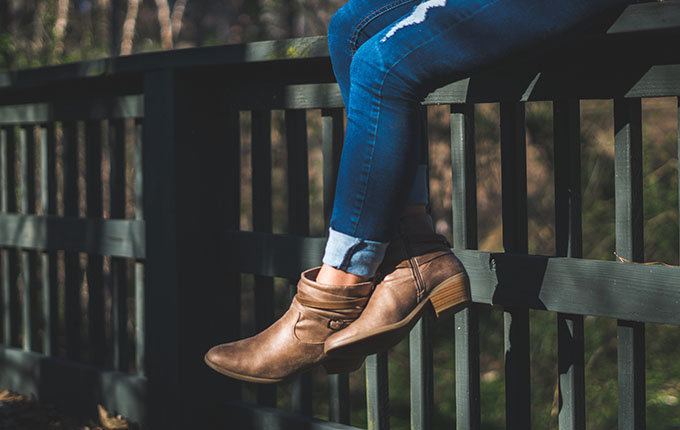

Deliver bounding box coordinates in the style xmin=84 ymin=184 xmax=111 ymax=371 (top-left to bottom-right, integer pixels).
xmin=143 ymin=68 xmax=240 ymax=430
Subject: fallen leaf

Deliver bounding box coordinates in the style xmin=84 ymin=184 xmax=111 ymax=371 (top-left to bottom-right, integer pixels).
xmin=97 ymin=404 xmax=128 ymax=430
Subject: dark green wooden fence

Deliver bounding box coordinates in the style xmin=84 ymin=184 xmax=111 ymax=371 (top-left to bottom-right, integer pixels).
xmin=0 ymin=2 xmax=679 ymax=429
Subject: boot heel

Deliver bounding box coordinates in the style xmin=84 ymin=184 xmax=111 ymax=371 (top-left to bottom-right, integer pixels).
xmin=323 ymin=357 xmax=364 ymax=374
xmin=429 ymin=274 xmax=469 ymax=318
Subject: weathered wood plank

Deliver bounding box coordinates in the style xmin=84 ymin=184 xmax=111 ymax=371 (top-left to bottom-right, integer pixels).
xmin=219 ymin=110 xmax=241 ymax=400
xmin=450 ymin=104 xmax=477 ymax=250
xmin=0 ymin=214 xmax=144 ymax=258
xmin=557 ymin=314 xmax=585 ymax=430
xmin=366 ymin=352 xmax=389 ymax=430
xmin=321 ymin=107 xmax=351 ymax=424
xmin=286 ymin=108 xmax=313 ymax=415
xmin=410 ymin=317 xmax=434 ymax=430
xmin=0 ymin=96 xmax=143 ymax=125
xmin=0 ymin=127 xmax=9 ymax=345
xmin=85 ymin=120 xmax=105 ymax=366
xmin=553 ymin=99 xmax=585 ymax=430
xmin=109 ymin=118 xmax=128 ymax=371
xmin=0 ymin=345 xmax=147 ymax=428
xmin=607 ymin=1 xmax=680 ymax=35
xmin=40 ymin=124 xmax=58 ymax=355
xmin=425 ymin=64 xmax=680 ymax=105
xmin=455 ymin=306 xmax=480 ymax=430
xmin=227 ymin=84 xmax=343 ymax=110
xmin=0 ymin=126 xmax=19 ymax=347
xmin=450 ymin=103 xmax=480 ymax=430
xmin=251 ymin=108 xmax=277 ymax=408
xmin=614 ymin=97 xmax=646 ymax=430
xmin=500 ymin=102 xmax=531 ymax=429
xmin=223 ymin=232 xmax=680 ymax=325
xmin=143 ymin=68 xmax=239 ymax=429
xmin=410 ymin=107 xmax=433 ymax=430
xmin=133 ymin=119 xmax=146 ymax=376
xmin=19 ymin=126 xmax=37 ymax=351
xmin=62 ymin=121 xmax=81 ymax=362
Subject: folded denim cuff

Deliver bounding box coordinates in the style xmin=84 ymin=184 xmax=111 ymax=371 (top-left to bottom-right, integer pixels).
xmin=407 ymin=164 xmax=429 ymax=205
xmin=322 ymin=227 xmax=389 ymax=277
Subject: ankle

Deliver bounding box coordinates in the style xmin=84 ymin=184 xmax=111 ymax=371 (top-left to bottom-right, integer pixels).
xmin=316 ymin=264 xmax=371 ymax=285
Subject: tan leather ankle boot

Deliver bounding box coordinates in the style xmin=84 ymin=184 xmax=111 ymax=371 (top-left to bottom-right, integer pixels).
xmin=324 ymin=212 xmax=470 ymax=358
xmin=204 ymin=267 xmax=373 ymax=383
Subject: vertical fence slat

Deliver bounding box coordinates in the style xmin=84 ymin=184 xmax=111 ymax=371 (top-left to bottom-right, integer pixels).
xmin=19 ymin=126 xmax=37 ymax=351
xmin=322 ymin=108 xmax=344 ymax=227
xmin=500 ymin=101 xmax=531 ymax=430
xmin=366 ymin=352 xmax=389 ymax=430
xmin=223 ymin=110 xmax=241 ymax=399
xmin=110 ymin=118 xmax=129 ymax=371
xmin=4 ymin=126 xmax=19 ymax=348
xmin=410 ymin=106 xmax=433 ymax=430
xmin=251 ymin=109 xmax=276 ymax=407
xmin=450 ymin=103 xmax=480 ymax=430
xmin=1 ymin=126 xmax=18 ymax=347
xmin=134 ymin=119 xmax=146 ymax=375
xmin=614 ymin=97 xmax=645 ymax=430
xmin=553 ymin=99 xmax=585 ymax=430
xmin=286 ymin=108 xmax=313 ymax=416
xmin=143 ymin=69 xmax=236 ymax=429
xmin=410 ymin=317 xmax=434 ymax=430
xmin=321 ymin=107 xmax=352 ymax=424
xmin=0 ymin=128 xmax=5 ymax=344
xmin=63 ymin=120 xmax=81 ymax=361
xmin=40 ymin=124 xmax=58 ymax=355
xmin=85 ymin=120 xmax=105 ymax=366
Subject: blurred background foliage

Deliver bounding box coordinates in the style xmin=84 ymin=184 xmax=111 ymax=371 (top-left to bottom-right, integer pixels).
xmin=2 ymin=1 xmax=679 ymax=428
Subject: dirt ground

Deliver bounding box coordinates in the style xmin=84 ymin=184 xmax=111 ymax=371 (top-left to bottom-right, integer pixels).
xmin=0 ymin=390 xmax=135 ymax=430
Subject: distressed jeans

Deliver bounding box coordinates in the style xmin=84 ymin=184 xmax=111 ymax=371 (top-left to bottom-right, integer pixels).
xmin=322 ymin=0 xmax=630 ymax=276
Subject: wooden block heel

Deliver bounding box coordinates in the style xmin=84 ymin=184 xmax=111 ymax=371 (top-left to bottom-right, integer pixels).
xmin=429 ymin=274 xmax=470 ymax=318
xmin=323 ymin=357 xmax=364 ymax=374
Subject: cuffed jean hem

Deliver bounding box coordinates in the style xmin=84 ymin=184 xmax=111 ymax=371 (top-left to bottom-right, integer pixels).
xmin=407 ymin=164 xmax=429 ymax=205
xmin=322 ymin=227 xmax=389 ymax=277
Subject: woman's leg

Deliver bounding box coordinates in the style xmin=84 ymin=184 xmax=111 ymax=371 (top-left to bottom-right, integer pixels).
xmin=319 ymin=0 xmax=432 ymax=285
xmin=323 ymin=0 xmax=631 ymax=355
xmin=323 ymin=0 xmax=630 ymax=278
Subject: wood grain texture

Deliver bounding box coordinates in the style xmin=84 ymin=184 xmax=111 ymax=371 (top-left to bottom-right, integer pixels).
xmin=85 ymin=120 xmax=105 ymax=366
xmin=39 ymin=125 xmax=58 ymax=355
xmin=410 ymin=317 xmax=433 ymax=430
xmin=500 ymin=102 xmax=531 ymax=429
xmin=19 ymin=126 xmax=37 ymax=352
xmin=0 ymin=214 xmax=144 ymax=258
xmin=553 ymin=99 xmax=585 ymax=430
xmin=607 ymin=1 xmax=680 ymax=34
xmin=366 ymin=352 xmax=389 ymax=430
xmin=109 ymin=118 xmax=129 ymax=371
xmin=0 ymin=96 xmax=143 ymax=124
xmin=614 ymin=97 xmax=646 ymax=430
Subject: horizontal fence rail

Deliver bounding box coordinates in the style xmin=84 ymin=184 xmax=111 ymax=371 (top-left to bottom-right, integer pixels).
xmin=0 ymin=2 xmax=679 ymax=430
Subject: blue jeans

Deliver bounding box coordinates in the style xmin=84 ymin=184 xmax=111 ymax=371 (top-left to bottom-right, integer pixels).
xmin=322 ymin=0 xmax=629 ymax=277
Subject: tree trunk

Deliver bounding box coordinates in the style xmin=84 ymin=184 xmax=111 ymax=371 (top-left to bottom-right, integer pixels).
xmin=53 ymin=0 xmax=70 ymax=56
xmin=154 ymin=0 xmax=173 ymax=49
xmin=120 ymin=0 xmax=140 ymax=55
xmin=171 ymin=0 xmax=188 ymax=41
